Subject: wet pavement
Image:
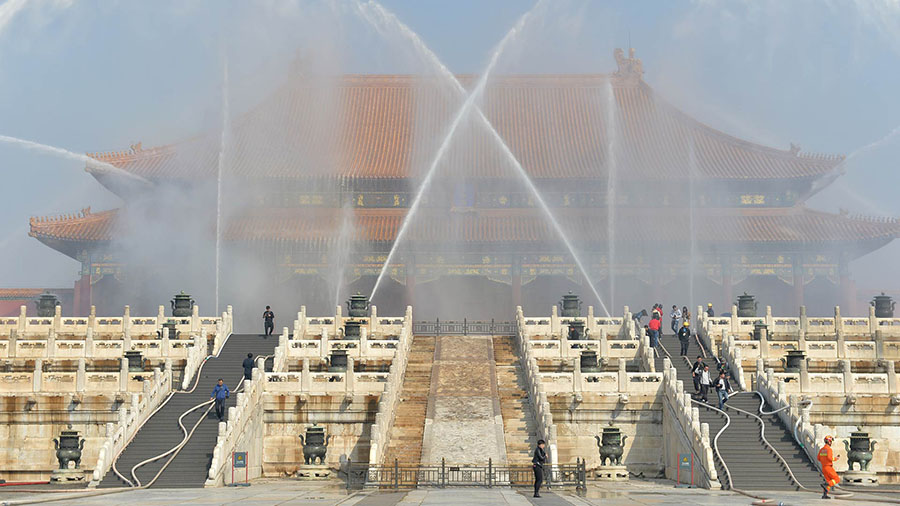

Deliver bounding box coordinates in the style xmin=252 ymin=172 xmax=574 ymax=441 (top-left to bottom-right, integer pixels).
xmin=0 ymin=478 xmax=894 ymax=505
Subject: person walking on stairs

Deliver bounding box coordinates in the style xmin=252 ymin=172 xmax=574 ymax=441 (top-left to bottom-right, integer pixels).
xmin=211 ymin=378 xmax=230 ymax=422
xmin=691 ymin=356 xmax=706 ymax=394
xmin=714 ymin=370 xmax=733 ymax=409
xmin=242 ymin=353 xmax=255 ymax=381
xmin=532 ymin=439 xmax=547 ymax=498
xmin=677 ymin=321 xmax=691 ymax=356
xmin=648 ymin=315 xmax=661 ymax=349
xmin=698 ymin=365 xmax=711 ymax=403
xmin=263 ymin=306 xmax=275 ymax=336
xmin=670 ymin=305 xmax=682 ymax=333
xmin=818 ymin=435 xmax=841 ymax=499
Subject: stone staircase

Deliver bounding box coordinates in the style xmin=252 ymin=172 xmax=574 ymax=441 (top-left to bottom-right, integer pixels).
xmin=383 ymin=336 xmax=435 ymax=466
xmin=655 ymin=332 xmax=820 ymax=491
xmin=493 ymin=336 xmax=536 ymax=465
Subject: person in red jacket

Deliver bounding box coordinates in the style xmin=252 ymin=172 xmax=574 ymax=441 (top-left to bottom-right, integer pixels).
xmin=647 ymin=315 xmax=661 ymax=348
xmin=818 ymin=435 xmax=841 ymax=499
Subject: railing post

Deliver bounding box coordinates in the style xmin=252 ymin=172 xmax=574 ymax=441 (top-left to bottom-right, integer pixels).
xmin=488 ymin=458 xmax=492 ymax=487
xmin=394 ymin=458 xmax=399 ymax=490
xmin=442 ymin=457 xmax=446 ymax=488
xmin=464 ymin=318 xmax=467 ymax=336
xmin=436 ymin=318 xmax=440 ymax=337
xmin=580 ymin=458 xmax=586 ymax=492
xmin=346 ymin=458 xmax=351 ymax=491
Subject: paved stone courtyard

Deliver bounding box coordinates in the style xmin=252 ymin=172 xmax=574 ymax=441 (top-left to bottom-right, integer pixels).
xmin=0 ymin=479 xmax=894 ymax=505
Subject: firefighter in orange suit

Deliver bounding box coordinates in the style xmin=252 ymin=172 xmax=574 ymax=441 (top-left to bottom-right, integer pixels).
xmin=818 ymin=435 xmax=840 ymax=499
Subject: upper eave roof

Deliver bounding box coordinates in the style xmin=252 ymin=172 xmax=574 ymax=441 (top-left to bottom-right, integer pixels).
xmin=85 ymin=63 xmax=844 ymax=183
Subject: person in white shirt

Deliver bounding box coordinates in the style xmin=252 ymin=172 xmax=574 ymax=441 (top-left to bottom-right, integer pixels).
xmin=699 ymin=365 xmax=711 ymax=403
xmin=670 ymin=305 xmax=682 ymax=333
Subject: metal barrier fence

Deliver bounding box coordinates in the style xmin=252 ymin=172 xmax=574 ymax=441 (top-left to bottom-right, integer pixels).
xmin=346 ymin=458 xmax=586 ymax=491
xmin=412 ymin=319 xmax=517 ymax=336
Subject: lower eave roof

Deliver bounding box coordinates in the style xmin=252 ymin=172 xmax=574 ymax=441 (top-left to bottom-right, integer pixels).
xmin=29 ymin=206 xmax=900 ymax=248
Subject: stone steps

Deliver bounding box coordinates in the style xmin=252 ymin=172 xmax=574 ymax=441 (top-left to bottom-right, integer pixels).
xmin=383 ymin=336 xmax=435 ymax=466
xmin=493 ymin=336 xmax=537 ymax=466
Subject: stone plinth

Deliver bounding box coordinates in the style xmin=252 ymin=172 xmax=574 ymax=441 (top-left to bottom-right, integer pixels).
xmin=295 ymin=465 xmax=331 ymax=480
xmin=595 ymin=465 xmax=628 ymax=481
xmin=843 ymin=470 xmax=878 ymax=486
xmin=50 ymin=468 xmax=85 ymax=484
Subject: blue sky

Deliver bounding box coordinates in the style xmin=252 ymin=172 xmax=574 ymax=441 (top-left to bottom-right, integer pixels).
xmin=0 ymin=0 xmax=899 ymax=290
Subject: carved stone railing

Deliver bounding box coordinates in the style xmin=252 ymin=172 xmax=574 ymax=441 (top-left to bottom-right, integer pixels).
xmin=661 ymin=357 xmax=720 ymax=489
xmin=0 ymin=305 xmax=231 ymax=362
xmin=516 ymin=306 xmax=558 ymax=467
xmin=0 ymin=304 xmax=226 ymax=341
xmin=369 ymin=306 xmax=413 ymax=467
xmin=292 ymin=304 xmax=404 ymax=342
xmin=181 ymin=330 xmax=208 ymax=390
xmin=755 ymin=364 xmax=821 ymax=467
xmin=699 ymin=305 xmax=900 ymax=351
xmin=719 ymin=335 xmax=747 ymax=391
xmin=206 ymin=360 xmax=266 ymax=486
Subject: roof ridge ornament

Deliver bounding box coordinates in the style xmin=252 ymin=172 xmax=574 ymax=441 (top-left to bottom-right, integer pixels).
xmin=613 ymin=47 xmax=643 ymax=85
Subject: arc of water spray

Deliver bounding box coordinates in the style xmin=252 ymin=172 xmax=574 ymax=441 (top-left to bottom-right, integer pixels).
xmin=0 ymin=134 xmax=150 ymax=184
xmin=604 ymin=79 xmax=617 ymax=313
xmin=845 ymin=124 xmax=900 ymax=163
xmin=215 ymin=59 xmax=230 ymax=316
xmin=362 ymin=0 xmax=611 ymax=316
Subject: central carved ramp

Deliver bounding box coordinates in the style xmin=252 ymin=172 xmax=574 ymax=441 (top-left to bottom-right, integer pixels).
xmin=421 ymin=335 xmax=508 ymax=466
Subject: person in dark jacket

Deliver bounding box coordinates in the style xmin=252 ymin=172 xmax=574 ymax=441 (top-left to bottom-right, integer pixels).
xmin=210 ymin=378 xmax=229 ymax=421
xmin=706 ymin=303 xmax=715 ymax=317
xmin=242 ymin=353 xmax=255 ymax=381
xmin=714 ymin=371 xmax=733 ymax=409
xmin=690 ymin=355 xmax=706 ymax=394
xmin=532 ymin=439 xmax=547 ymax=498
xmin=677 ymin=321 xmax=691 ymax=356
xmin=263 ymin=306 xmax=275 ymax=336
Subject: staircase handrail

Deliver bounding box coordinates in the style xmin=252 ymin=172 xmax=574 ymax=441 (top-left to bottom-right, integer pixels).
xmin=371 ymin=306 xmax=414 ymax=467
xmin=755 ymin=367 xmax=823 ymax=469
xmin=692 ymin=398 xmax=734 ymax=490
xmin=516 ymin=306 xmax=558 ymax=466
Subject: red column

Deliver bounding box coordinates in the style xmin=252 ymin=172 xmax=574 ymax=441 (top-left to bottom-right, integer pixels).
xmin=405 ymin=262 xmax=416 ymax=309
xmin=839 ymin=254 xmax=855 ymax=314
xmin=511 ymin=269 xmax=522 ymax=310
xmin=73 ymin=273 xmax=91 ymax=316
xmin=721 ymin=260 xmax=733 ymax=311
xmin=792 ymin=259 xmax=804 ymax=314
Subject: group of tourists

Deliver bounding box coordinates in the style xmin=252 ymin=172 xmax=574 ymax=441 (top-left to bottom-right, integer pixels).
xmin=689 ymin=355 xmax=733 ymax=409
xmin=641 ymin=302 xmax=719 ymax=357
